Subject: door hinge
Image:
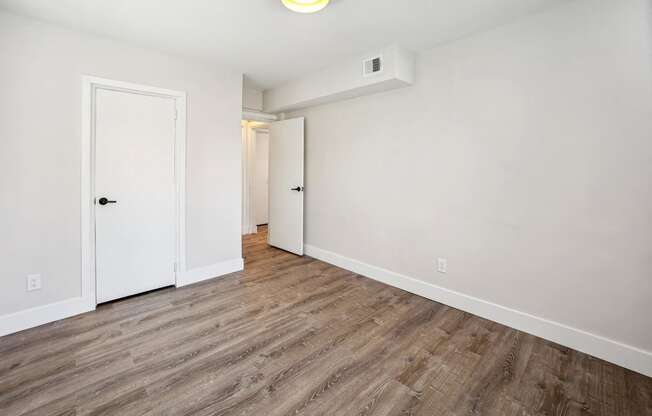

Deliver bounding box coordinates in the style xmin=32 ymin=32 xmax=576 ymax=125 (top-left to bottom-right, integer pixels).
xmin=173 ymin=262 xmax=177 ymax=273
xmin=174 ymin=108 xmax=178 ymax=120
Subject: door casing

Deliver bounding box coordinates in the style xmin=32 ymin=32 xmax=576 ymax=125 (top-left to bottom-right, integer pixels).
xmin=81 ymin=76 xmax=187 ymax=306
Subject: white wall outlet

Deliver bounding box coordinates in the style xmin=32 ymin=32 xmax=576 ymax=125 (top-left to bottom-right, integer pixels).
xmin=27 ymin=274 xmax=42 ymax=291
xmin=437 ymin=258 xmax=447 ymax=274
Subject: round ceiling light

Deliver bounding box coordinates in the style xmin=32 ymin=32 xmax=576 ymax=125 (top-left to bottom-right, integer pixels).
xmin=281 ymin=0 xmax=330 ymax=14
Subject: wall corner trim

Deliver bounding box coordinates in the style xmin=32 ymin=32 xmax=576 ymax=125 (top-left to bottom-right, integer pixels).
xmin=303 ymin=244 xmax=652 ymax=378
xmin=0 ymin=296 xmax=96 ymax=337
xmin=176 ymin=258 xmax=244 ymax=287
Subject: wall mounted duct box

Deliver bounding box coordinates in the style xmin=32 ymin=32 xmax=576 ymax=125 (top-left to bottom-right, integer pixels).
xmin=264 ymin=44 xmax=415 ymax=113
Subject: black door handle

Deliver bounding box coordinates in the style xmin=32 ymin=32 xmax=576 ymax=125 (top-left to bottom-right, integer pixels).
xmin=98 ymin=197 xmax=117 ymax=206
xmin=290 ymin=186 xmax=304 ymax=192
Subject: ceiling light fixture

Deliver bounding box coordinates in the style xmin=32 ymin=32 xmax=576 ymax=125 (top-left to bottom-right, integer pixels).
xmin=282 ymin=0 xmax=330 ymax=14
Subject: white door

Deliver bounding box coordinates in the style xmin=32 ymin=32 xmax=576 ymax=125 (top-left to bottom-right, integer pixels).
xmin=254 ymin=131 xmax=269 ymax=225
xmin=268 ymin=118 xmax=304 ymax=255
xmin=95 ymin=88 xmax=177 ymax=303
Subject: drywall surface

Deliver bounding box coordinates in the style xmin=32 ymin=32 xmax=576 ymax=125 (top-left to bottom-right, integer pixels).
xmin=243 ymin=85 xmax=263 ymax=111
xmin=290 ymin=0 xmax=652 ymax=359
xmin=0 ymin=11 xmax=242 ymax=316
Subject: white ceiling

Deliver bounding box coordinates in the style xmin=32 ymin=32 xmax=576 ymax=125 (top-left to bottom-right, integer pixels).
xmin=0 ymin=0 xmax=569 ymax=89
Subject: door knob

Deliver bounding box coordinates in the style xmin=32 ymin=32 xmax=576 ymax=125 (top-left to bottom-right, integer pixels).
xmin=98 ymin=197 xmax=117 ymax=206
xmin=290 ymin=186 xmax=304 ymax=192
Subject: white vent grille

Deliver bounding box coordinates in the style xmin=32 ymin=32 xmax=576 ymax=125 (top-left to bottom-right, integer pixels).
xmin=363 ymin=56 xmax=383 ymax=77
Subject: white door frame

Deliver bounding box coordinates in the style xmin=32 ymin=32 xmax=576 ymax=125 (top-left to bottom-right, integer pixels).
xmin=242 ymin=121 xmax=270 ymax=235
xmin=241 ymin=122 xmax=257 ymax=235
xmin=81 ymin=76 xmax=187 ymax=306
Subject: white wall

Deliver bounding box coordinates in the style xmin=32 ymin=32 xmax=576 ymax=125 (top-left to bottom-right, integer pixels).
xmin=254 ymin=131 xmax=269 ymax=225
xmin=243 ymin=85 xmax=263 ymax=111
xmin=290 ymin=0 xmax=652 ymax=374
xmin=0 ymin=11 xmax=243 ymax=318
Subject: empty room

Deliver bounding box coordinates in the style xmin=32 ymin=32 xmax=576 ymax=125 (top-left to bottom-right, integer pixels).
xmin=1 ymin=0 xmax=651 ymax=415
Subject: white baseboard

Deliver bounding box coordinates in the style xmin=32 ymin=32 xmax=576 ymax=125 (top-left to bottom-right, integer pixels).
xmin=304 ymin=244 xmax=652 ymax=377
xmin=177 ymin=258 xmax=244 ymax=287
xmin=0 ymin=296 xmax=95 ymax=337
xmin=0 ymin=258 xmax=244 ymax=338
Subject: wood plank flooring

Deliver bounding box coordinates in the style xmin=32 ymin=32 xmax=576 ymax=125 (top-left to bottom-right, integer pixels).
xmin=1 ymin=226 xmax=651 ymax=415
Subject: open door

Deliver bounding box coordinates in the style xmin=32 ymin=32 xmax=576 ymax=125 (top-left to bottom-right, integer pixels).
xmin=268 ymin=117 xmax=304 ymax=255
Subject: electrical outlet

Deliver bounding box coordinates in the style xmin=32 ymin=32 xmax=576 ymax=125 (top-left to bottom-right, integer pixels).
xmin=437 ymin=258 xmax=447 ymax=274
xmin=27 ymin=274 xmax=42 ymax=291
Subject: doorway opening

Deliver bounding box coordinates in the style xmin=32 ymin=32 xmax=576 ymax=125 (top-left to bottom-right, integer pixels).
xmin=81 ymin=76 xmax=187 ymax=307
xmin=241 ymin=117 xmax=305 ymax=255
xmin=242 ymin=120 xmax=270 ymax=235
